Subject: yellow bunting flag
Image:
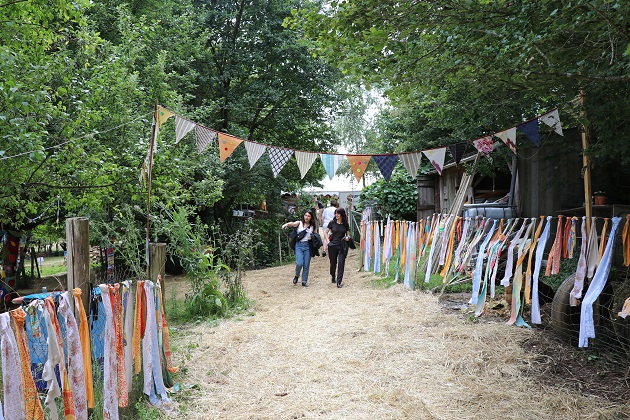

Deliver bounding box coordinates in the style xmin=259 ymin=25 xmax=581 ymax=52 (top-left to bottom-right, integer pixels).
xmin=156 ymin=106 xmax=174 ymax=128
xmin=346 ymin=155 xmax=371 ymax=182
xmin=218 ymin=132 xmax=243 ymax=162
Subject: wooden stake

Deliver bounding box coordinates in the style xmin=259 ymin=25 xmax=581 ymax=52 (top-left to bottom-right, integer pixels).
xmin=146 ymin=99 xmax=158 ymax=280
xmin=580 ymin=90 xmax=593 ymax=238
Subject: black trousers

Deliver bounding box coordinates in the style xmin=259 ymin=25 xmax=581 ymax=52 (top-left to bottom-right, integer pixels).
xmin=327 ymin=243 xmax=347 ymax=284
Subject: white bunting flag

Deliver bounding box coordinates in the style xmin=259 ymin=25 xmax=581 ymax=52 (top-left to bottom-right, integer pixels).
xmin=540 ymin=109 xmax=563 ymax=136
xmin=295 ymin=151 xmax=318 ymax=179
xmin=320 ymin=154 xmax=343 ymax=180
xmin=495 ymin=127 xmax=517 ymax=154
xmin=267 ymin=147 xmax=293 ymax=178
xmin=399 ymin=152 xmax=423 ymax=179
xmin=244 ymin=141 xmax=267 ymax=169
xmin=422 ymin=147 xmax=447 ymax=175
xmin=175 ymin=115 xmax=196 ymax=144
xmin=195 ymin=125 xmax=217 ymax=154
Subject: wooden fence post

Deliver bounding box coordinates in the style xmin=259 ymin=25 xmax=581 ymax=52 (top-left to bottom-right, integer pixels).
xmin=149 ymin=243 xmax=166 ymax=312
xmin=66 ymin=217 xmax=90 ymax=316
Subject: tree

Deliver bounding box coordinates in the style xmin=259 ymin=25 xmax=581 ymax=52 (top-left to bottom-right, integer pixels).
xmin=292 ymin=1 xmax=630 ymax=168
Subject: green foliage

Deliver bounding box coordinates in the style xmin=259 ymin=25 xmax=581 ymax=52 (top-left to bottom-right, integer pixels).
xmin=91 ymin=204 xmax=147 ymax=280
xmin=358 ymin=170 xmax=417 ymax=220
xmin=292 ymin=0 xmax=630 ymax=179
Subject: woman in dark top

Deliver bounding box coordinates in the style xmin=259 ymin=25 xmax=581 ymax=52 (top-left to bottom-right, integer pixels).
xmin=323 ymin=208 xmax=351 ymax=288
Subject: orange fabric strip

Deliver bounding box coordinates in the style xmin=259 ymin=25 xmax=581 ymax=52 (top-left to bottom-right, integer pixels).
xmin=72 ymin=288 xmax=95 ymax=409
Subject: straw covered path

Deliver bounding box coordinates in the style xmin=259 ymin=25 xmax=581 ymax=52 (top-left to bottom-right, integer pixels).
xmin=170 ymin=249 xmax=629 ymax=419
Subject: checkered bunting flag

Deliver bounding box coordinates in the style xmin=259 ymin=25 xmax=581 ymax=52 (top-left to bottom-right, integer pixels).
xmin=295 ymin=151 xmax=318 ymax=179
xmin=320 ymin=154 xmax=343 ymax=180
xmin=399 ymin=152 xmax=423 ymax=179
xmin=244 ymin=141 xmax=267 ymax=169
xmin=267 ymin=147 xmax=293 ymax=178
xmin=195 ymin=125 xmax=217 ymax=154
xmin=175 ymin=115 xmax=196 ymax=144
xmin=422 ymin=147 xmax=446 ymax=175
xmin=373 ymin=155 xmax=398 ymax=182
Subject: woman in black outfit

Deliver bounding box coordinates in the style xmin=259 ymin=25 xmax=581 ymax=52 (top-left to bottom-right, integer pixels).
xmin=323 ymin=208 xmax=351 ymax=288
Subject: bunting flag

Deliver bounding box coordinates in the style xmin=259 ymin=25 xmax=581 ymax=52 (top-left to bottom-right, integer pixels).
xmin=244 ymin=141 xmax=267 ymax=169
xmin=320 ymin=153 xmax=343 ymax=180
xmin=495 ymin=127 xmax=517 ymax=154
xmin=448 ymin=142 xmax=467 ymax=165
xmin=518 ymin=118 xmax=540 ymax=146
xmin=373 ymin=155 xmax=398 ymax=181
xmin=174 ymin=115 xmax=196 ymax=144
xmin=267 ymin=147 xmax=293 ymax=178
xmin=156 ymin=106 xmax=174 ymax=129
xmin=422 ymin=147 xmax=447 ymax=175
xmin=195 ymin=125 xmax=217 ymax=154
xmin=540 ymin=109 xmax=563 ymax=136
xmin=295 ymin=151 xmax=318 ymax=179
xmin=472 ymin=136 xmax=494 ymax=155
xmin=346 ymin=155 xmax=371 ymax=182
xmin=218 ymin=132 xmax=243 ymax=162
xmin=399 ymin=152 xmax=423 ymax=179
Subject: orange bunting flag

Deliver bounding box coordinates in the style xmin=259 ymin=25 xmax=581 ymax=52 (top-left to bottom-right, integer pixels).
xmin=346 ymin=155 xmax=371 ymax=182
xmin=156 ymin=106 xmax=174 ymax=129
xmin=218 ymin=132 xmax=243 ymax=162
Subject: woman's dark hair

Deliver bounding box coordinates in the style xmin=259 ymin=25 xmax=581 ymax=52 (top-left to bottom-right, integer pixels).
xmin=303 ymin=209 xmax=318 ymax=230
xmin=334 ymin=208 xmax=349 ymax=230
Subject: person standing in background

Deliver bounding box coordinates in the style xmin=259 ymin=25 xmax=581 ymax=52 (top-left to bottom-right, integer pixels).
xmin=321 ymin=199 xmax=338 ymax=256
xmin=312 ymin=195 xmax=324 ymax=227
xmin=324 ymin=207 xmax=351 ymax=288
xmin=282 ymin=210 xmax=318 ymax=287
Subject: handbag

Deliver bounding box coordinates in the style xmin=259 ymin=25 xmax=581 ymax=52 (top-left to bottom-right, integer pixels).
xmin=289 ymin=228 xmax=307 ymax=251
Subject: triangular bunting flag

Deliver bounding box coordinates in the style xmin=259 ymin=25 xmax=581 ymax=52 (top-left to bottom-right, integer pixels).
xmin=346 ymin=155 xmax=371 ymax=182
xmin=195 ymin=126 xmax=217 ymax=154
xmin=320 ymin=154 xmax=343 ymax=180
xmin=494 ymin=127 xmax=517 ymax=154
xmin=267 ymin=147 xmax=293 ymax=178
xmin=448 ymin=142 xmax=467 ymax=165
xmin=157 ymin=106 xmax=174 ymax=128
xmin=472 ymin=136 xmax=494 ymax=155
xmin=422 ymin=147 xmax=447 ymax=175
xmin=295 ymin=151 xmax=318 ymax=179
xmin=373 ymin=155 xmax=398 ymax=182
xmin=218 ymin=132 xmax=243 ymax=162
xmin=399 ymin=152 xmax=423 ymax=179
xmin=175 ymin=115 xmax=196 ymax=144
xmin=540 ymin=109 xmax=563 ymax=136
xmin=518 ymin=118 xmax=540 ymax=146
xmin=244 ymin=141 xmax=267 ymax=169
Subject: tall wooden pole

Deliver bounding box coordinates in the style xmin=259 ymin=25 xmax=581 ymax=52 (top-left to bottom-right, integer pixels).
xmin=149 ymin=243 xmax=166 ymax=313
xmin=580 ymin=90 xmax=593 ymax=238
xmin=146 ymin=99 xmax=159 ymax=280
xmin=66 ymin=217 xmax=90 ymax=317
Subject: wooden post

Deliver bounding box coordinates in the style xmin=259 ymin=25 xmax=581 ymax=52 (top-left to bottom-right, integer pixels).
xmin=149 ymin=243 xmax=166 ymax=311
xmin=66 ymin=217 xmax=90 ymax=317
xmin=278 ymin=232 xmax=282 ymax=266
xmin=580 ymin=89 xmax=593 ymax=238
xmin=146 ymin=99 xmax=159 ymax=280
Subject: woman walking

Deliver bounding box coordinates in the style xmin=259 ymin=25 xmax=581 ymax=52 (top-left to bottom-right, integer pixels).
xmin=323 ymin=208 xmax=351 ymax=288
xmin=282 ymin=210 xmax=318 ymax=287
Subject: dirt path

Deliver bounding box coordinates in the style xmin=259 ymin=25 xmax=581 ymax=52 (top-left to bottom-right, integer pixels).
xmin=170 ymin=249 xmax=629 ymax=419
